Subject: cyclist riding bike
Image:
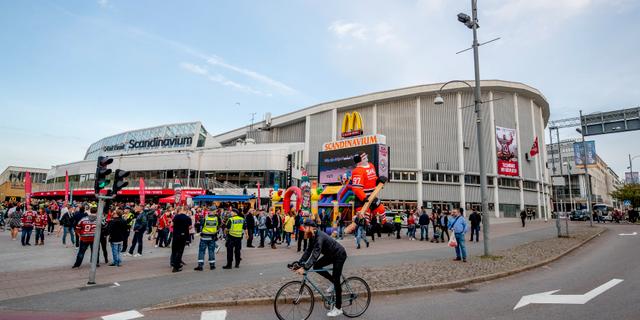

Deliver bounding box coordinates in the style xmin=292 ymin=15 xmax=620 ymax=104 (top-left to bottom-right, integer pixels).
xmin=292 ymin=219 xmax=348 ymax=317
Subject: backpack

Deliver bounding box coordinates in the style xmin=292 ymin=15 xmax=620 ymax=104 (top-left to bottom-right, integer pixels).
xmin=60 ymin=213 xmax=71 ymax=227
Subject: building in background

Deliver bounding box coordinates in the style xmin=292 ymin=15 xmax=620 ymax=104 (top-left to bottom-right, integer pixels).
xmin=547 ymin=139 xmax=622 ymax=212
xmin=0 ymin=166 xmax=48 ymax=202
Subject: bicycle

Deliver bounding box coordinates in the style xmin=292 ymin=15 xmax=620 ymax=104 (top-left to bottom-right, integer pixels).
xmin=274 ymin=263 xmax=371 ymax=320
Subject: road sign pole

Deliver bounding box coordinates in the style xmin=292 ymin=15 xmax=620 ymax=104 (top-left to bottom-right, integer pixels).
xmin=88 ymin=196 xmax=106 ymax=285
xmin=579 ymin=110 xmax=593 ymax=227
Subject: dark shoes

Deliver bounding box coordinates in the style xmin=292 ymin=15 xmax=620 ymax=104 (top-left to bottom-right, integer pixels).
xmin=210 ymin=264 xmax=216 ymax=270
xmin=366 ymin=242 xmax=369 ymax=248
xmin=172 ymin=267 xmax=182 ymax=273
xmin=453 ymin=258 xmax=462 ymax=261
xmin=222 ymin=265 xmax=232 ymax=269
xmin=194 ymin=265 xmax=203 ymax=271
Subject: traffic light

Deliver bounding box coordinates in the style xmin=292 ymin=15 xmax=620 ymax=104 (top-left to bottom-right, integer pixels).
xmin=112 ymin=169 xmax=129 ymax=194
xmin=94 ymin=156 xmax=113 ymax=194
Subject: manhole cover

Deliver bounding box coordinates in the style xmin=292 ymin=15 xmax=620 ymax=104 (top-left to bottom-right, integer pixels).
xmin=454 ymin=287 xmax=477 ymax=293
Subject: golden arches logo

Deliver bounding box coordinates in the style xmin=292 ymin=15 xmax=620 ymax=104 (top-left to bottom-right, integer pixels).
xmin=341 ymin=111 xmax=364 ymax=138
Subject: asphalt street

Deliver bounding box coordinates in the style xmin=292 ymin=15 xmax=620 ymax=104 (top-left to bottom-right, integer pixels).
xmin=0 ymin=221 xmax=559 ymax=315
xmin=139 ymin=223 xmax=640 ymax=320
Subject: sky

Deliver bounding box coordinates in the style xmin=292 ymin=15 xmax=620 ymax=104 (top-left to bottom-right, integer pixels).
xmin=1 ymin=0 xmax=639 ymax=178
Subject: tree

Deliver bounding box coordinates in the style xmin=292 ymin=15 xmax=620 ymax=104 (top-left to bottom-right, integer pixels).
xmin=611 ymin=184 xmax=640 ymax=208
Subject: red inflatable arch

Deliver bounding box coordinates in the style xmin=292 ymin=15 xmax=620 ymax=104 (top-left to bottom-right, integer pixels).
xmin=282 ymin=186 xmax=302 ymax=213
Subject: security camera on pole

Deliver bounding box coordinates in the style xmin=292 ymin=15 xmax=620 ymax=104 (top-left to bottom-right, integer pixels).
xmin=88 ymin=156 xmax=129 ymax=285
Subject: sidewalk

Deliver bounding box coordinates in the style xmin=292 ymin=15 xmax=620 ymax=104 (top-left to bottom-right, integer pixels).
xmin=0 ymin=218 xmax=550 ymax=302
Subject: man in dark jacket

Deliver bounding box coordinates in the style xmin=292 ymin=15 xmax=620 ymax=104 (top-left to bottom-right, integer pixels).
xmin=520 ymin=210 xmax=527 ymax=228
xmin=245 ymin=210 xmax=256 ymax=248
xmin=468 ymin=210 xmax=481 ymax=242
xmin=128 ymin=206 xmax=147 ymax=256
xmin=171 ymin=207 xmax=192 ymax=272
xmin=419 ymin=207 xmax=430 ymax=241
xmin=107 ymin=209 xmax=128 ymax=266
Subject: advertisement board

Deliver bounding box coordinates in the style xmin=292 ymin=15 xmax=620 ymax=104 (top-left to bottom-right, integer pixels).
xmin=318 ymin=144 xmax=390 ymax=185
xmin=496 ymin=126 xmax=519 ymax=176
xmin=573 ymin=141 xmax=596 ymax=166
xmin=625 ymin=172 xmax=639 ymax=184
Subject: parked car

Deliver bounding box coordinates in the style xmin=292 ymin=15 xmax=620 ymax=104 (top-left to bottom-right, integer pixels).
xmin=570 ymin=210 xmax=590 ymax=221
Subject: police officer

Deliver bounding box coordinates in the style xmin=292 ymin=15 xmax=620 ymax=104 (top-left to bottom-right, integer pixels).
xmin=195 ymin=210 xmax=220 ymax=271
xmin=222 ymin=209 xmax=245 ymax=269
xmin=393 ymin=213 xmax=402 ymax=239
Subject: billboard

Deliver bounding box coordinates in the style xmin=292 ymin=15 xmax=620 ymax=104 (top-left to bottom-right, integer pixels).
xmin=318 ymin=144 xmax=390 ymax=185
xmin=573 ymin=141 xmax=596 ymax=166
xmin=625 ymin=172 xmax=639 ymax=184
xmin=496 ymin=126 xmax=519 ymax=176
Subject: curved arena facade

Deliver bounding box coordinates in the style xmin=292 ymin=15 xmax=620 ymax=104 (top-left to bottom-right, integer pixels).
xmin=37 ymin=80 xmax=551 ymax=218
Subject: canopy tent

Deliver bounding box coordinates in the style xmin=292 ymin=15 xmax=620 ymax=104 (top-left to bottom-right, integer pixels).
xmin=192 ymin=194 xmax=256 ymax=203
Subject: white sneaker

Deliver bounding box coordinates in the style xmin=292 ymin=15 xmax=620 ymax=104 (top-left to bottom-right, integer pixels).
xmin=126 ymin=253 xmax=133 ymax=257
xmin=133 ymin=253 xmax=141 ymax=257
xmin=327 ymin=307 xmax=343 ymax=317
xmin=154 ymin=245 xmax=158 ymax=248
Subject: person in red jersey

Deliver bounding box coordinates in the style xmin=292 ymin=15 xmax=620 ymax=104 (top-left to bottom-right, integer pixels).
xmin=34 ymin=207 xmax=48 ymax=245
xmin=72 ymin=207 xmax=100 ymax=268
xmin=21 ymin=205 xmax=36 ymax=246
xmin=350 ymin=153 xmax=387 ymax=224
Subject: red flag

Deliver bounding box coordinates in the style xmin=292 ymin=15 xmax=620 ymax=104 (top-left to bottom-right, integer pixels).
xmin=24 ymin=171 xmax=32 ymax=207
xmin=529 ymin=137 xmax=539 ymax=157
xmin=139 ymin=178 xmax=146 ymax=205
xmin=64 ymin=171 xmax=69 ymax=206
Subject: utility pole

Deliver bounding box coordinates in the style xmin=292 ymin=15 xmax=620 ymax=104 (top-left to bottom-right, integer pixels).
xmin=579 ymin=110 xmax=593 ymax=227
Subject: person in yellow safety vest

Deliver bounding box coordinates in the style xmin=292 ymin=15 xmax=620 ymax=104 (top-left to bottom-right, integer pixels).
xmin=121 ymin=208 xmax=135 ymax=253
xmin=393 ymin=213 xmax=402 ymax=239
xmin=194 ymin=211 xmax=220 ymax=271
xmin=222 ymin=209 xmax=246 ymax=269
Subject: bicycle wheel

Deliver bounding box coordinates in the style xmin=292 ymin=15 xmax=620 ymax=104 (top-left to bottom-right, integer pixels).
xmin=340 ymin=276 xmax=371 ymax=318
xmin=274 ymin=280 xmax=315 ymax=320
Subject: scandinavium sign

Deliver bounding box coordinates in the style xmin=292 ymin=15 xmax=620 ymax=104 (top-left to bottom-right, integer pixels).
xmin=102 ymin=136 xmax=193 ymax=153
xmin=322 ymin=134 xmax=386 ymax=151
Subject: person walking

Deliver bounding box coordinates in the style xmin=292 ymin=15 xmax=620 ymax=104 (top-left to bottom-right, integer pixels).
xmin=47 ymin=202 xmax=58 ymax=235
xmin=354 ymin=211 xmax=369 ymax=249
xmin=194 ymin=210 xmax=220 ymax=271
xmin=8 ymin=204 xmax=23 ymax=241
xmin=439 ymin=211 xmax=450 ymax=242
xmin=469 ymin=210 xmax=481 ymax=242
xmin=170 ymin=207 xmax=192 ymax=272
xmin=336 ymin=212 xmax=345 ymax=240
xmin=107 ymin=209 xmax=127 ymax=267
xmin=59 ymin=205 xmax=75 ymax=247
xmin=283 ymin=210 xmax=294 ymax=248
xmin=430 ymin=210 xmax=440 ymax=243
xmin=407 ymin=211 xmax=416 ymax=240
xmin=419 ymin=207 xmax=430 ymax=241
xmin=223 ymin=209 xmax=245 ymax=269
xmin=128 ymin=206 xmax=147 ymax=257
xmin=245 ymin=209 xmax=256 ymax=248
xmin=296 ymin=211 xmax=308 ymax=252
xmin=448 ymin=209 xmax=468 ymax=262
xmin=257 ymin=211 xmax=267 ymax=248
xmin=156 ymin=210 xmax=171 ymax=248
xmin=21 ymin=205 xmax=36 ymax=246
xmin=520 ymin=210 xmax=527 ymax=228
xmin=72 ymin=206 xmax=88 ymax=249
xmin=393 ymin=212 xmax=402 ymax=239
xmin=72 ymin=209 xmax=99 ymax=268
xmin=121 ymin=208 xmax=134 ymax=253
xmin=34 ymin=208 xmax=48 ymax=245
xmin=369 ymin=213 xmax=381 ymax=242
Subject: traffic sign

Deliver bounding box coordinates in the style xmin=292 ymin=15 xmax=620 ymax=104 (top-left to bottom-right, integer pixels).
xmin=623 ymin=200 xmax=631 ymax=206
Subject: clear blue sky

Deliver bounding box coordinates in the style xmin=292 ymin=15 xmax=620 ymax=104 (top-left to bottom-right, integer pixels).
xmin=1 ymin=0 xmax=639 ymax=177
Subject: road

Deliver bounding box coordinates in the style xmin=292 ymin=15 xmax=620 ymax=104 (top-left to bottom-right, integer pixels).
xmin=139 ymin=223 xmax=639 ymax=320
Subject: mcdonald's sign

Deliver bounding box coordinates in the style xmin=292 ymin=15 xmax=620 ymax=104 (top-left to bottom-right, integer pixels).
xmin=341 ymin=111 xmax=364 ymax=138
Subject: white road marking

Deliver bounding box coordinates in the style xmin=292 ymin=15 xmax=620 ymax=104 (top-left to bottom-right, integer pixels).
xmin=110 ymin=282 xmax=121 ymax=288
xmin=514 ymin=279 xmax=624 ymax=310
xmin=201 ymin=310 xmax=227 ymax=320
xmin=102 ymin=310 xmax=144 ymax=320
xmin=618 ymin=232 xmax=637 ymax=236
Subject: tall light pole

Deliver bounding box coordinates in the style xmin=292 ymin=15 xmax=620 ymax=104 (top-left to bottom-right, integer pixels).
xmin=577 ymin=110 xmax=593 ymax=227
xmin=565 ymin=161 xmax=574 ymax=212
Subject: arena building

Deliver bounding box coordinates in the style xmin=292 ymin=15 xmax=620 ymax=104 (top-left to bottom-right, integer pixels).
xmin=35 ymin=80 xmax=552 ymax=218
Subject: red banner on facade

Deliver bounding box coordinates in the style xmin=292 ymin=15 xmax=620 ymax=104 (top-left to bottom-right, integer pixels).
xmin=24 ymin=171 xmax=32 ymax=206
xmin=529 ymin=137 xmax=539 ymax=157
xmin=64 ymin=171 xmax=69 ymax=206
xmin=496 ymin=126 xmax=519 ymax=176
xmin=139 ymin=178 xmax=146 ymax=205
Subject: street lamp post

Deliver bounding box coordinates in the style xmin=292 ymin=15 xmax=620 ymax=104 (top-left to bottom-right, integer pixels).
xmin=565 ymin=162 xmax=574 ymax=212
xmin=433 ymin=0 xmax=490 ymax=256
xmin=577 ymin=110 xmax=593 ymax=227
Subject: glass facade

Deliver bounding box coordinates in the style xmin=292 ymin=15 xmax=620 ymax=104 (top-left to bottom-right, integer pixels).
xmin=84 ymin=122 xmax=202 ymax=160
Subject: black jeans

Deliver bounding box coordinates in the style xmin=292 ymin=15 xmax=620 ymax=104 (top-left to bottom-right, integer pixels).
xmin=170 ymin=236 xmax=188 ymax=268
xmin=226 ymin=236 xmax=242 ymax=267
xmin=470 ymin=225 xmax=480 ymax=242
xmin=100 ymin=235 xmax=109 ymax=263
xmin=129 ymin=230 xmax=144 ymax=255
xmin=47 ymin=221 xmax=55 ymax=233
xmin=35 ymin=228 xmax=45 ymax=243
xmin=73 ymin=241 xmax=94 ymax=267
xmin=156 ymin=229 xmax=168 ymax=247
xmin=121 ymin=229 xmax=131 ymax=252
xmin=394 ymin=223 xmax=401 ymax=239
xmin=314 ymin=254 xmax=347 ymax=309
xmin=246 ymin=227 xmax=254 ymax=247
xmin=297 ymin=233 xmax=308 ymax=252
xmin=258 ymin=229 xmax=266 ymax=247
xmin=440 ymin=226 xmax=450 ymax=241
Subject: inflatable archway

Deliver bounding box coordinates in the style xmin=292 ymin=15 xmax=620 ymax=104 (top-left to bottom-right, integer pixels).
xmin=282 ymin=186 xmax=302 ymax=213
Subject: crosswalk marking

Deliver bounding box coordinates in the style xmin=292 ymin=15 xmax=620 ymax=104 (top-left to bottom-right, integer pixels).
xmin=201 ymin=310 xmax=227 ymax=320
xmin=102 ymin=310 xmax=144 ymax=320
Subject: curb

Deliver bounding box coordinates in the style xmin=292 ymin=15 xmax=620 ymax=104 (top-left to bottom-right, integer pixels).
xmin=145 ymin=227 xmax=606 ymax=311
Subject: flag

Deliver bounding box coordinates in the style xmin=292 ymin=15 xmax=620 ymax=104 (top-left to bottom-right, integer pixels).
xmin=24 ymin=171 xmax=32 ymax=207
xmin=529 ymin=137 xmax=539 ymax=157
xmin=139 ymin=178 xmax=146 ymax=205
xmin=64 ymin=171 xmax=69 ymax=206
